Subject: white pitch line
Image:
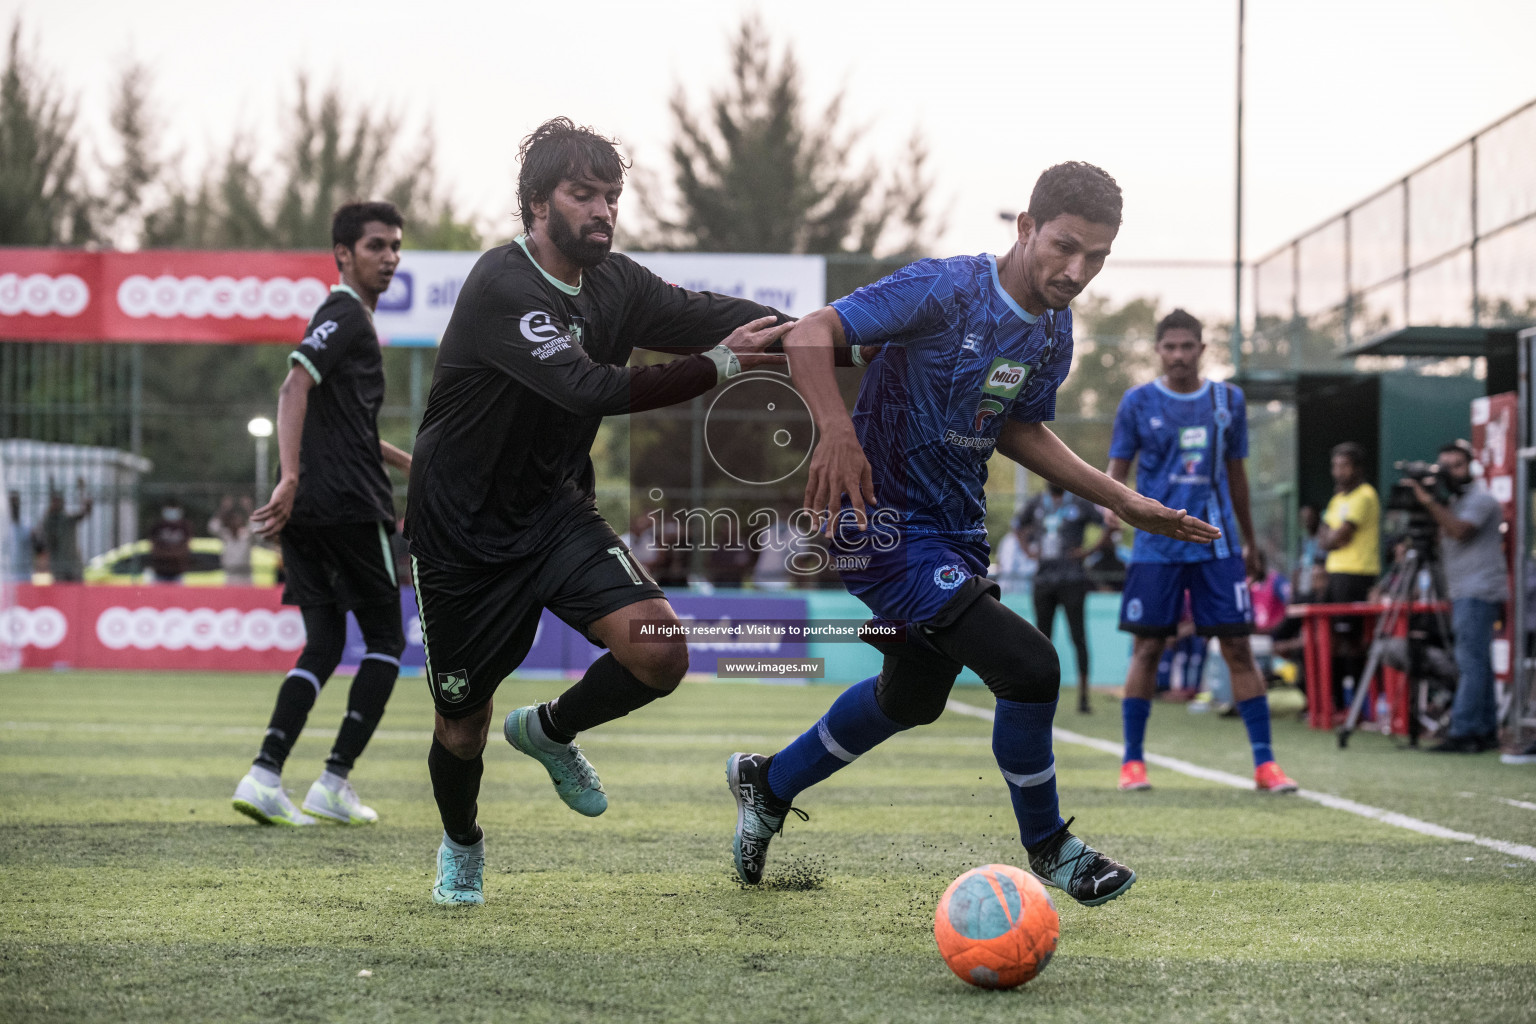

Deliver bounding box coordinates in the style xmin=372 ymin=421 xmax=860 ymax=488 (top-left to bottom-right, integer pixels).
xmin=945 ymin=698 xmax=1536 ymax=865
xmin=1494 ymin=796 xmax=1536 ymax=813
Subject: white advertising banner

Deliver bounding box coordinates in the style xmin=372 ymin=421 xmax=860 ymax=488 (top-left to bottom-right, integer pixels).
xmin=373 ymin=250 xmax=825 ymax=346
xmin=624 ymin=252 xmax=825 ymax=318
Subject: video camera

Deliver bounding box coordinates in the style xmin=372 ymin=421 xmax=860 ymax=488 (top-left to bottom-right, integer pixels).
xmin=1386 ymin=459 xmax=1451 ymax=554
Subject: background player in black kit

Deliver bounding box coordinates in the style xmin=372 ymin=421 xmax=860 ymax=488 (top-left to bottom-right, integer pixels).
xmin=232 ymin=201 xmax=413 ymax=828
xmin=407 ymin=119 xmax=795 ymax=905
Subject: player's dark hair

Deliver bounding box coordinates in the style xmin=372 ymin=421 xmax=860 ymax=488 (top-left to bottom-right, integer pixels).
xmin=1155 ymin=308 xmax=1203 ymax=343
xmin=1026 ymin=161 xmax=1123 ymax=229
xmin=331 ymin=201 xmax=403 ymax=271
xmin=332 ymin=201 xmax=404 ymax=251
xmin=517 ymin=118 xmax=630 ymax=232
xmin=1331 ymin=442 xmax=1366 ymax=469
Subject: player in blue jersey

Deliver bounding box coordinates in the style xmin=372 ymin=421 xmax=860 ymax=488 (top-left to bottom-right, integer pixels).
xmin=1107 ymin=309 xmax=1299 ymax=794
xmin=725 ymin=163 xmax=1221 ymax=907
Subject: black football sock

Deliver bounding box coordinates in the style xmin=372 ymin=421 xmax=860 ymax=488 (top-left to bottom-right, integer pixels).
xmin=254 ymin=672 xmax=321 ymax=774
xmin=537 ymin=702 xmax=575 ymax=746
xmin=324 ymin=656 xmax=399 ymax=777
xmin=428 ymin=734 xmax=483 ymax=847
xmin=546 ymin=653 xmax=666 ymax=737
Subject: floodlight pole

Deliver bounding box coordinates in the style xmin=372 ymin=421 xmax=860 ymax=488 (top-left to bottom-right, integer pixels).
xmin=1232 ymin=0 xmax=1245 ymax=378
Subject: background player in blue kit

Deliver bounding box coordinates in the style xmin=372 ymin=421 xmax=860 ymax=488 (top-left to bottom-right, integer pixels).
xmin=726 ymin=163 xmax=1221 ymax=907
xmin=1107 ymin=310 xmax=1299 ymax=794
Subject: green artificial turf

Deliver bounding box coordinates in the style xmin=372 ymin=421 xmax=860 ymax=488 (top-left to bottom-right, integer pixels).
xmin=1 ymin=672 xmax=1533 ymax=1023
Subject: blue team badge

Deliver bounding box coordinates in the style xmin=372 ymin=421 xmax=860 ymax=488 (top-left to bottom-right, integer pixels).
xmin=933 ymin=564 xmax=968 ymax=590
xmin=1126 ymin=598 xmax=1143 ymax=622
xmin=1181 ymin=452 xmax=1203 ymax=474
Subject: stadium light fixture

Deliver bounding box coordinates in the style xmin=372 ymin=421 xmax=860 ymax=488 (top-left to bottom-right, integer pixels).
xmin=248 ymin=417 xmax=273 ymax=499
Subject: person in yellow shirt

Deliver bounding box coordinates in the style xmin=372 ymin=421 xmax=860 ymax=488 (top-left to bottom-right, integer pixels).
xmin=1317 ymin=442 xmax=1381 ymax=712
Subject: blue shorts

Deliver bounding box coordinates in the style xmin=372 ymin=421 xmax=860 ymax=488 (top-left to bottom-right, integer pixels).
xmin=834 ymin=531 xmax=996 ymax=630
xmin=1118 ymin=555 xmax=1253 ymax=637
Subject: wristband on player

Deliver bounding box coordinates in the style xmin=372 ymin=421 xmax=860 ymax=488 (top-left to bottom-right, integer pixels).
xmin=705 ymin=344 xmax=742 ymax=382
xmin=850 ymin=344 xmax=868 ymax=368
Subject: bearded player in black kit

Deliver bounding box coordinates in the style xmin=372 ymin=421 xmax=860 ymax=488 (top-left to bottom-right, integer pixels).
xmin=407 ymin=119 xmax=799 ymax=904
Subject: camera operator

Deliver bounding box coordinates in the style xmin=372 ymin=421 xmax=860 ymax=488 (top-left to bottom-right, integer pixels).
xmin=1403 ymin=440 xmax=1508 ymax=753
xmin=1317 ymin=442 xmax=1381 ymax=713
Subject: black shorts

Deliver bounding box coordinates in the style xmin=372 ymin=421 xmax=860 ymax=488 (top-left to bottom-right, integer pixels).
xmin=1324 ymin=572 xmax=1376 ymax=642
xmin=411 ymin=508 xmax=665 ymax=718
xmin=280 ymin=520 xmax=399 ymax=610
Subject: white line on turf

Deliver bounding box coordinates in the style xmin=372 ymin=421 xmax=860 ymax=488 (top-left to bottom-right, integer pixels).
xmin=1494 ymin=796 xmax=1536 ymax=812
xmin=945 ymin=698 xmax=1536 ymax=865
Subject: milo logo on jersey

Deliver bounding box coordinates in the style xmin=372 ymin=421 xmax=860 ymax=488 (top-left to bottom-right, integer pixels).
xmin=971 ymin=358 xmax=1030 ymax=431
xmin=982 ymin=358 xmax=1030 ymax=398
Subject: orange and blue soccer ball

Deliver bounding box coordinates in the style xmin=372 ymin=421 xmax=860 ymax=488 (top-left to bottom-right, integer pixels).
xmin=933 ymin=863 xmax=1059 ymax=989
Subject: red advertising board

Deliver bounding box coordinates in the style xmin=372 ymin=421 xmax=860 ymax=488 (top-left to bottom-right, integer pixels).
xmin=0 ymin=249 xmax=335 ymax=344
xmin=4 ymin=584 xmax=302 ymax=671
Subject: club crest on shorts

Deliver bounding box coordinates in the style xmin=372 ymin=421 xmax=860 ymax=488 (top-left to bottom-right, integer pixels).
xmin=437 ymin=669 xmax=470 ymax=703
xmin=1126 ymin=598 xmax=1144 ymax=622
xmin=934 ymin=564 xmax=968 ymax=590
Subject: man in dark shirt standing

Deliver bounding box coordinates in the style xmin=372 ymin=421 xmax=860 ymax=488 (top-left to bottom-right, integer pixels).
xmin=407 ymin=118 xmax=790 ymax=905
xmin=233 ymin=201 xmax=412 ymax=829
xmin=146 ymin=499 xmax=192 ymax=582
xmin=1019 ymin=483 xmax=1103 ymax=713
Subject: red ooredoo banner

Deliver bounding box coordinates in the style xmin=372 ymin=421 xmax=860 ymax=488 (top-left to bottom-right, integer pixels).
xmin=0 ymin=249 xmax=335 ymax=344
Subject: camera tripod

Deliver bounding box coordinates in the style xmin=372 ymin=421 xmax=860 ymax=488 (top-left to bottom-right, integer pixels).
xmin=1337 ymin=546 xmax=1453 ymax=748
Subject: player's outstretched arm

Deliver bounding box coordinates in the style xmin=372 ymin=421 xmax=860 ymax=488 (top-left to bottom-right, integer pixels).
xmin=997 ymin=420 xmax=1220 ymax=545
xmin=787 ymin=308 xmax=876 ymax=534
xmin=380 ymin=440 xmax=412 ymax=474
xmin=252 ymin=366 xmax=314 ymax=539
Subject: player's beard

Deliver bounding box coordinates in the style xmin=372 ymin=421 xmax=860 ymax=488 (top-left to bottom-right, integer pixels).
xmin=548 ymin=206 xmax=613 ymax=269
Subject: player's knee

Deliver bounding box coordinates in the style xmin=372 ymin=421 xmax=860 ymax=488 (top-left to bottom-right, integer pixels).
xmin=355 ymin=605 xmax=406 ymax=659
xmin=1218 ymin=635 xmax=1255 ymax=668
xmin=1130 ymin=637 xmax=1165 ymax=668
xmin=436 ymin=706 xmax=491 ymax=759
xmin=296 ymin=633 xmax=345 ymax=679
xmin=875 ymin=674 xmax=953 ymax=727
xmin=619 ymin=640 xmax=689 ymax=691
xmin=982 ymin=629 xmax=1060 ymax=704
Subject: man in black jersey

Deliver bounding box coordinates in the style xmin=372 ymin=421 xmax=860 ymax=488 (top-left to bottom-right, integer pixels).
xmin=232 ymin=201 xmax=413 ymax=828
xmin=407 ymin=119 xmax=794 ymax=905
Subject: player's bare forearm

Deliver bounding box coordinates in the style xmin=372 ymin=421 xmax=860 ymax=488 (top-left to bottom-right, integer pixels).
xmin=998 ymin=421 xmax=1220 ymax=544
xmin=380 ymin=440 xmax=412 ymax=474
xmin=784 ymin=309 xmax=854 ymax=435
xmin=253 ymin=366 xmax=312 ymax=537
xmin=998 ymin=421 xmax=1136 ymax=511
xmin=787 ymin=307 xmax=877 ymax=530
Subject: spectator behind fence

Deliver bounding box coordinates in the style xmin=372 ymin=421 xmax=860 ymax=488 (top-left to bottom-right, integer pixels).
xmin=1406 ymin=440 xmax=1509 ymax=754
xmin=1019 ymin=483 xmax=1103 ymax=714
xmin=1317 ymin=442 xmax=1380 ymax=712
xmin=993 ymin=513 xmax=1037 ymax=595
xmin=41 ymin=480 xmax=92 ymax=583
xmin=8 ymin=491 xmax=40 ymax=583
xmin=208 ymin=496 xmax=256 ymax=585
xmin=147 ymin=498 xmax=194 ymax=583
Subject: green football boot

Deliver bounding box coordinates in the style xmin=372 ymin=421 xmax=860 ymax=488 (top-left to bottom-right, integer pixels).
xmin=504 ymin=705 xmax=607 ymax=816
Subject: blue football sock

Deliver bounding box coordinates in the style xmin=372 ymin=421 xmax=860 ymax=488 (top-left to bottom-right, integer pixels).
xmin=1122 ymin=697 xmax=1151 ymax=763
xmin=994 ymin=698 xmax=1065 ymax=849
xmin=766 ymin=676 xmax=905 ymax=802
xmin=1237 ymin=695 xmax=1274 ymax=766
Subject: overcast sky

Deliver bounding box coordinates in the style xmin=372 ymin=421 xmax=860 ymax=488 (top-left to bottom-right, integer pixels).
xmin=7 ymin=0 xmax=1535 ymax=319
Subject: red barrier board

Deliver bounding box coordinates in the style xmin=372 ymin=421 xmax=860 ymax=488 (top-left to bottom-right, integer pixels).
xmin=0 ymin=249 xmax=335 ymax=344
xmin=4 ymin=584 xmax=301 ymax=671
